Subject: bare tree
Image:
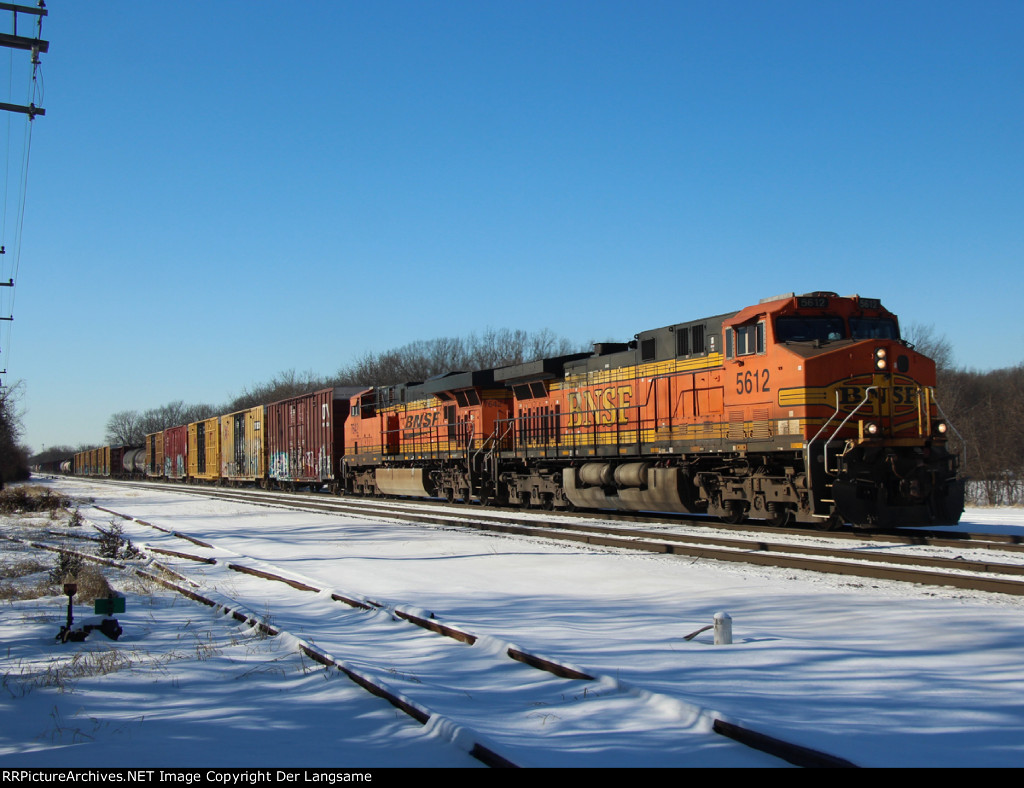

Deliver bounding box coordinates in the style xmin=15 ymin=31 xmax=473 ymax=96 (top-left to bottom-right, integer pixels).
xmin=136 ymin=401 xmax=194 ymax=435
xmin=0 ymin=382 xmax=29 ymax=487
xmin=903 ymin=322 xmax=955 ymax=375
xmin=105 ymin=409 xmax=145 ymax=447
xmin=225 ymin=369 xmax=335 ymax=412
xmin=335 ymin=328 xmax=584 ymax=388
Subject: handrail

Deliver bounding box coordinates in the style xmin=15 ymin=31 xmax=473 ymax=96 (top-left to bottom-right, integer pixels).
xmin=822 ymin=386 xmax=877 ymax=474
xmin=807 ymin=391 xmax=843 ymax=451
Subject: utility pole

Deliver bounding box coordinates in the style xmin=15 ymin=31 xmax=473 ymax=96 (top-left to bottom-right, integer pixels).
xmin=0 ymin=2 xmax=46 ymax=118
xmin=0 ymin=1 xmax=45 ymax=388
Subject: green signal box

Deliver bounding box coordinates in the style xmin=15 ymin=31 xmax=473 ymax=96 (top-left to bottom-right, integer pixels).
xmin=94 ymin=596 xmax=126 ymax=615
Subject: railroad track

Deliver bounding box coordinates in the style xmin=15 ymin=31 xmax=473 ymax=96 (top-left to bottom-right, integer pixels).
xmin=83 ymin=478 xmax=1024 ymax=599
xmin=5 ymin=503 xmax=859 ymax=768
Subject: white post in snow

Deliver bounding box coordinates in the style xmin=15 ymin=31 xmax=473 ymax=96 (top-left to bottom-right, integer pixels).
xmin=714 ymin=611 xmax=732 ymax=645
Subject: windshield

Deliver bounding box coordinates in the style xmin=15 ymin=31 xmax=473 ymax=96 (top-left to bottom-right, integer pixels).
xmin=775 ymin=316 xmax=846 ymax=343
xmin=850 ymin=317 xmax=899 ymax=340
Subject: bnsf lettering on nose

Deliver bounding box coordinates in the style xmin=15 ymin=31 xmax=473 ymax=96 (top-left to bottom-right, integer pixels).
xmin=567 ymin=386 xmax=633 ymax=427
xmin=838 ymin=386 xmax=918 ymax=405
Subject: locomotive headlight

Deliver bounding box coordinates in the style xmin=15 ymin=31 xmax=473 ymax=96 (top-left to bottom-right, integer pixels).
xmin=865 ymin=421 xmax=880 ymax=436
xmin=935 ymin=421 xmax=948 ymax=435
xmin=874 ymin=347 xmax=888 ymax=370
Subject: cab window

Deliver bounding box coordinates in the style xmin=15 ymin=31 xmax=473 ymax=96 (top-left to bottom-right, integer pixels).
xmin=775 ymin=316 xmax=846 ymax=343
xmin=725 ymin=321 xmax=765 ymax=358
xmin=850 ymin=317 xmax=899 ymax=340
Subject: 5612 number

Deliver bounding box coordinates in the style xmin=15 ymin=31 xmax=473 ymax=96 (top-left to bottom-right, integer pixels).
xmin=736 ymin=370 xmax=770 ymax=395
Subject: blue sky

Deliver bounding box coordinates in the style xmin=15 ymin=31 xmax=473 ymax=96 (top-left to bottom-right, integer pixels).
xmin=3 ymin=0 xmax=1021 ymax=452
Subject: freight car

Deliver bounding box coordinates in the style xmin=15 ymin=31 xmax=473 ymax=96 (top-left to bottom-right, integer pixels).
xmin=164 ymin=425 xmax=188 ymax=481
xmin=266 ymin=387 xmax=363 ymax=491
xmin=31 ymin=457 xmax=72 ymax=475
xmin=71 ymin=445 xmax=145 ymax=478
xmin=130 ymin=388 xmax=360 ymax=490
xmin=220 ymin=405 xmax=267 ymax=484
xmin=341 ymin=292 xmax=964 ymax=529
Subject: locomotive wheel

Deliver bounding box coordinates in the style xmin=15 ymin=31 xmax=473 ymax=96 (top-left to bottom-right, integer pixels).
xmin=814 ymin=513 xmax=844 ymax=531
xmin=766 ymin=503 xmax=792 ymax=528
xmin=721 ymin=501 xmax=748 ymax=525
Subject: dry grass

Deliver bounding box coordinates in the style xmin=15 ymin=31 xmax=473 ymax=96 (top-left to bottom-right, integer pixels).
xmin=48 ymin=559 xmax=114 ymax=603
xmin=0 ymin=556 xmax=55 ymax=602
xmin=4 ymin=647 xmax=143 ymax=697
xmin=0 ymin=489 xmax=117 ymax=604
xmin=0 ymin=486 xmax=71 ymax=515
xmin=0 ymin=557 xmax=50 ymax=579
xmin=0 ymin=551 xmax=113 ymax=604
xmin=0 ymin=580 xmax=52 ymax=602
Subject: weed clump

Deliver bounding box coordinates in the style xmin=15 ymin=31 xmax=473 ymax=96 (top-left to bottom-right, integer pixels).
xmin=0 ymin=486 xmax=70 ymax=514
xmin=94 ymin=519 xmax=142 ymax=561
xmin=47 ymin=552 xmax=113 ymax=602
xmin=48 ymin=551 xmax=84 ymax=586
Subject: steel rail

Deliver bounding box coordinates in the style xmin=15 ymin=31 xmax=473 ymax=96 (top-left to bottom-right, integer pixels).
xmin=90 ymin=486 xmax=1024 ymax=599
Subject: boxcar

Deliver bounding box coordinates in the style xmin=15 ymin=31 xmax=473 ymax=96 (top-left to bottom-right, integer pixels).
xmin=188 ymin=416 xmax=221 ymax=482
xmin=164 ymin=425 xmax=188 ymax=480
xmin=145 ymin=431 xmax=165 ymax=478
xmin=109 ymin=446 xmax=127 ymax=478
xmin=266 ymin=387 xmax=359 ymax=491
xmin=220 ymin=405 xmax=267 ymax=484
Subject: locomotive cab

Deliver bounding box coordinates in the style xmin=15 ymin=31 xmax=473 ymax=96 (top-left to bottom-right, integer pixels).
xmin=720 ymin=292 xmax=964 ymax=527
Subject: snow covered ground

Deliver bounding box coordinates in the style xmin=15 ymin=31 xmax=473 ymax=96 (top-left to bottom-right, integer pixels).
xmin=3 ymin=477 xmax=1024 ymax=768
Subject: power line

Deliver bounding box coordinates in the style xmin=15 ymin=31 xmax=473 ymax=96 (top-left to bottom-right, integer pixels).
xmin=0 ymin=0 xmax=45 ymax=390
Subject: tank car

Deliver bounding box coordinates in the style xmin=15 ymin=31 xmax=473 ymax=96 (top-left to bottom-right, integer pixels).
xmin=342 ymin=291 xmax=964 ymax=528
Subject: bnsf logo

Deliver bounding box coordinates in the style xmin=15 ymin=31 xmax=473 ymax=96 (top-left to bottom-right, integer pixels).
xmin=566 ymin=385 xmax=634 ymax=427
xmin=404 ymin=412 xmax=440 ymax=429
xmin=837 ymin=385 xmax=919 ymax=407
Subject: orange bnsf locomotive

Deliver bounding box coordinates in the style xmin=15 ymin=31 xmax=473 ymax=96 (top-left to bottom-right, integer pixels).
xmin=343 ymin=291 xmax=964 ymax=528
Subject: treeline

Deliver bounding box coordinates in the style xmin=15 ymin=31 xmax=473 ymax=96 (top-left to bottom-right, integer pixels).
xmin=936 ymin=364 xmax=1024 ymax=505
xmin=905 ymin=324 xmax=1024 ymax=506
xmin=0 ymin=384 xmax=30 ymax=487
xmin=336 ymin=327 xmax=581 ymax=391
xmin=71 ymin=328 xmax=585 ymax=450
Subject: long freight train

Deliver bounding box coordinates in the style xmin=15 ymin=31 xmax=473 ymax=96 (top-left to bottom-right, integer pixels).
xmin=68 ymin=292 xmax=965 ymax=529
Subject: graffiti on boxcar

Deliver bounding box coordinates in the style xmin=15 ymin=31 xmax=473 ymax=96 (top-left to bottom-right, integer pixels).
xmin=270 ymin=452 xmax=290 ymax=479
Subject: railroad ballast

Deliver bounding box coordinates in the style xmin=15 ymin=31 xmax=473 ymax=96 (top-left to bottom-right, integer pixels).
xmin=65 ymin=292 xmax=965 ymax=529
